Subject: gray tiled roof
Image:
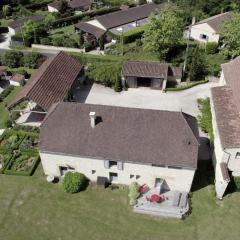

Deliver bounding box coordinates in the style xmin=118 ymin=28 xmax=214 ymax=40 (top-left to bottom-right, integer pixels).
xmin=211 ymin=86 xmax=240 ymax=148
xmin=40 ymin=103 xmax=199 ymax=169
xmin=222 ymin=56 xmax=240 ymax=112
xmin=122 ymin=61 xmax=182 ymax=79
xmin=194 ymin=11 xmax=233 ymax=32
xmin=96 ymin=3 xmax=164 ymax=30
xmin=75 ymin=22 xmax=106 ymax=38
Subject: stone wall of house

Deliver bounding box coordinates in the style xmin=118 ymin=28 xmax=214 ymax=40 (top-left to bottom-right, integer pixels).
xmin=40 ymin=151 xmax=196 ymax=192
xmin=190 ymin=23 xmax=220 ymax=43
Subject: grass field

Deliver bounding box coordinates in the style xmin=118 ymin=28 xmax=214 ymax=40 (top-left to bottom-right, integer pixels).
xmin=0 ymin=162 xmax=240 ymax=240
xmin=0 ymin=87 xmax=21 ymax=129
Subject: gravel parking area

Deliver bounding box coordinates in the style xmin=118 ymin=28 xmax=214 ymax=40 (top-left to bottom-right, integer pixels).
xmin=75 ymin=82 xmax=218 ymax=117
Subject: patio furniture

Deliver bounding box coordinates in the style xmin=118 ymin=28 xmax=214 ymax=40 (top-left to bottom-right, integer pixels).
xmin=147 ymin=194 xmax=165 ymax=203
xmin=139 ymin=184 xmax=149 ymax=194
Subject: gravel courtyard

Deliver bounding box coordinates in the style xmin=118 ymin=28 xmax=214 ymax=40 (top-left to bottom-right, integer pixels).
xmin=75 ymin=82 xmax=219 ymax=117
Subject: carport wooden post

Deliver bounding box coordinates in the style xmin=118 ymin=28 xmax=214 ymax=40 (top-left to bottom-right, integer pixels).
xmin=162 ymin=79 xmax=167 ymax=92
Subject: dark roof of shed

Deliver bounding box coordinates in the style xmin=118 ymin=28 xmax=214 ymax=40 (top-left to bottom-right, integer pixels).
xmin=75 ymin=22 xmax=106 ymax=38
xmin=40 ymin=103 xmax=199 ymax=169
xmin=122 ymin=61 xmax=182 ymax=79
xmin=8 ymin=15 xmax=45 ymax=30
xmin=67 ymin=0 xmax=92 ymax=8
xmin=8 ymin=51 xmax=83 ymax=111
xmin=194 ymin=11 xmax=233 ymax=32
xmin=122 ymin=61 xmax=169 ymax=79
xmin=96 ymin=3 xmax=164 ymax=30
xmin=211 ymin=86 xmax=240 ymax=149
xmin=221 ymin=56 xmax=240 ymax=112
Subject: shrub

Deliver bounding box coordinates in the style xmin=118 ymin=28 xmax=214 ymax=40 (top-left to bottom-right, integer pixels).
xmin=40 ymin=37 xmax=51 ymax=45
xmin=114 ymin=77 xmax=122 ymax=92
xmin=23 ymin=52 xmax=42 ymax=69
xmin=122 ymin=25 xmax=147 ymax=44
xmin=86 ymin=62 xmax=122 ymax=87
xmin=197 ymin=98 xmax=214 ymax=140
xmin=16 ymin=69 xmax=30 ymax=79
xmin=234 ymin=177 xmax=240 ymax=191
xmin=62 ymin=38 xmax=78 ymax=48
xmin=205 ymin=42 xmax=219 ymax=55
xmin=63 ymin=172 xmax=88 ymax=193
xmin=2 ymin=50 xmax=24 ymax=68
xmin=52 ymin=36 xmax=64 ymax=47
xmin=128 ymin=182 xmax=140 ymax=205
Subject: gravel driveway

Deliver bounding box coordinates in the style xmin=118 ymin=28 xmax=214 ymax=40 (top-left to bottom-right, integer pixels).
xmin=75 ymin=82 xmax=219 ymax=117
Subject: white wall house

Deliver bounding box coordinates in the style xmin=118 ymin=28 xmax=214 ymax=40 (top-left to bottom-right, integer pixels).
xmin=188 ymin=12 xmax=233 ymax=43
xmin=211 ymin=57 xmax=240 ymax=199
xmin=39 ymin=102 xmax=199 ymax=193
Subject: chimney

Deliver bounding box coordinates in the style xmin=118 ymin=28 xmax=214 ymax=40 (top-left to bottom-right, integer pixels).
xmin=89 ymin=112 xmax=96 ymax=128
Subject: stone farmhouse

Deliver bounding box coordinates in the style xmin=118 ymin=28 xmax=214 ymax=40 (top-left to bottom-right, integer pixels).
xmin=211 ymin=56 xmax=240 ymax=199
xmin=39 ymin=102 xmax=199 ymax=193
xmin=188 ymin=11 xmax=233 ymax=43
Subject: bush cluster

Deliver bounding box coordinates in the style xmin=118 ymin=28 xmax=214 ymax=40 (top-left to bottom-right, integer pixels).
xmin=1 ymin=50 xmax=43 ymax=69
xmin=205 ymin=42 xmax=219 ymax=55
xmin=63 ymin=172 xmax=88 ymax=193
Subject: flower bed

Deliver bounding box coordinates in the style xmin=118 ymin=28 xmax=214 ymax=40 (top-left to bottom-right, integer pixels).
xmin=0 ymin=150 xmax=12 ymax=174
xmin=4 ymin=150 xmax=39 ymax=176
xmin=19 ymin=135 xmax=39 ymax=150
xmin=0 ymin=131 xmax=24 ymax=150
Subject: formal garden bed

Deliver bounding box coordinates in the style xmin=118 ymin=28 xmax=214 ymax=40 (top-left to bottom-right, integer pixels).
xmin=4 ymin=150 xmax=39 ymax=176
xmin=0 ymin=129 xmax=39 ymax=176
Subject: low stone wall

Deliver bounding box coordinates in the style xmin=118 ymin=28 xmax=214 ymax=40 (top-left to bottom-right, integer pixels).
xmin=31 ymin=44 xmax=85 ymax=53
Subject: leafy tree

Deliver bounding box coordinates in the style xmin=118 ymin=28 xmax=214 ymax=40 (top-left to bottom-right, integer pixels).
xmin=23 ymin=52 xmax=42 ymax=69
xmin=98 ymin=36 xmax=104 ymax=50
xmin=187 ymin=45 xmax=208 ymax=81
xmin=79 ymin=31 xmax=84 ymax=46
xmin=63 ymin=172 xmax=88 ymax=193
xmin=2 ymin=50 xmax=23 ymax=68
xmin=58 ymin=0 xmax=68 ymax=14
xmin=21 ymin=20 xmax=47 ymax=46
xmin=143 ymin=4 xmax=184 ymax=60
xmin=2 ymin=5 xmax=11 ymax=18
xmin=44 ymin=14 xmax=56 ymax=30
xmin=220 ymin=12 xmax=240 ymax=58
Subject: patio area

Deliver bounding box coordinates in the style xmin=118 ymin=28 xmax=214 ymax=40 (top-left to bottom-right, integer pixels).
xmin=134 ymin=187 xmax=189 ymax=219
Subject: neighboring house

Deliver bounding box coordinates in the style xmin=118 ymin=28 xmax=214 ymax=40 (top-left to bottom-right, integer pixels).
xmin=8 ymin=16 xmax=45 ymax=35
xmin=75 ymin=3 xmax=165 ymax=46
xmin=187 ymin=11 xmax=233 ymax=43
xmin=9 ymin=74 xmax=25 ymax=87
xmin=39 ymin=102 xmax=199 ymax=193
xmin=122 ymin=61 xmax=182 ymax=91
xmin=48 ymin=0 xmax=92 ymax=13
xmin=211 ymin=56 xmax=240 ymax=199
xmin=8 ymin=51 xmax=83 ymax=125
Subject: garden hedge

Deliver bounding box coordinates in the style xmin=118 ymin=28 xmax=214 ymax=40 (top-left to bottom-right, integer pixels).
xmin=0 ymin=150 xmax=13 ymax=174
xmin=0 ymin=85 xmax=15 ymax=102
xmin=122 ymin=25 xmax=148 ymax=44
xmin=0 ymin=130 xmax=25 ymax=150
xmin=166 ymin=80 xmax=209 ymax=92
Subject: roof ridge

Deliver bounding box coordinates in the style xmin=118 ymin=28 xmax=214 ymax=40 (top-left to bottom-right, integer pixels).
xmin=181 ymin=112 xmax=200 ymax=145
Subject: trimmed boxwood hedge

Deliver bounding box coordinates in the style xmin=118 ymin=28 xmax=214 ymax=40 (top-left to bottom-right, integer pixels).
xmin=166 ymin=80 xmax=209 ymax=92
xmin=0 ymin=130 xmax=25 ymax=150
xmin=0 ymin=150 xmax=13 ymax=174
xmin=4 ymin=150 xmax=40 ymax=176
xmin=0 ymin=86 xmax=15 ymax=102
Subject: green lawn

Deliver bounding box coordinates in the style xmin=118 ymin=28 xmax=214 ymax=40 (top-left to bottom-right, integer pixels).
xmin=0 ymin=163 xmax=240 ymax=240
xmin=0 ymin=87 xmax=22 ymax=129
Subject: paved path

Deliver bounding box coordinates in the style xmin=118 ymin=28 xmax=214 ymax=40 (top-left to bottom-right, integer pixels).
xmin=83 ymin=82 xmax=218 ymax=117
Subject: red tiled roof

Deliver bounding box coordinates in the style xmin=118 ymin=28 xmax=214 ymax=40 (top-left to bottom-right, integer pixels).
xmin=8 ymin=51 xmax=83 ymax=111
